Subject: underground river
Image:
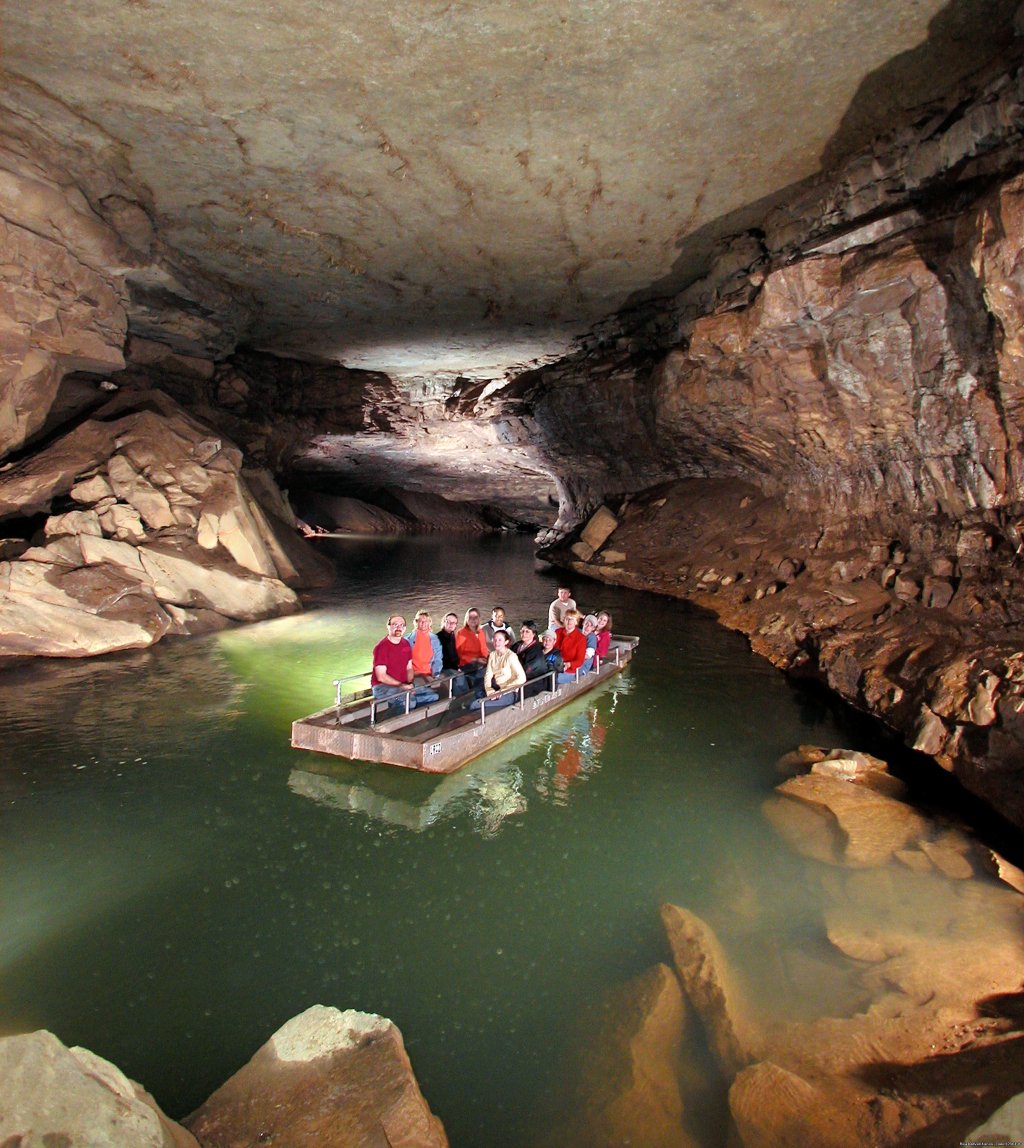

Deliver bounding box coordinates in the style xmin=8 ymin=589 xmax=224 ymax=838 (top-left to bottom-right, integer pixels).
xmin=0 ymin=533 xmax=1008 ymax=1145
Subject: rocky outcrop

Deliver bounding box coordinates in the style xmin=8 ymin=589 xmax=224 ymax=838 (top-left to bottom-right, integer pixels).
xmin=650 ymin=746 xmax=1024 ymax=1148
xmin=185 ymin=1004 xmax=448 ymax=1148
xmin=540 ymin=964 xmax=720 ymax=1148
xmin=0 ymin=1030 xmax=199 ymax=1148
xmin=553 ymin=478 xmax=1024 ymax=828
xmin=0 ymin=390 xmax=330 ymax=660
xmin=0 ymin=1007 xmax=447 ymax=1148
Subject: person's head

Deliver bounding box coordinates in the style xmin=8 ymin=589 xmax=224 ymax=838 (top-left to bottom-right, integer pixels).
xmin=386 ymin=614 xmax=406 ymax=638
xmin=442 ymin=612 xmax=459 ymax=631
xmin=563 ymin=610 xmax=580 ymax=630
xmin=542 ymin=630 xmax=558 ymax=649
xmin=557 ymin=586 xmax=571 ymax=602
xmin=597 ymin=610 xmax=612 ymax=632
xmin=492 ymin=629 xmax=509 ymax=651
xmin=582 ymin=613 xmax=598 ymax=634
xmin=414 ymin=610 xmax=432 ymax=631
xmin=491 ymin=606 xmax=505 ymax=625
xmin=519 ymin=620 xmax=538 ymax=645
xmin=464 ymin=607 xmax=481 ymax=629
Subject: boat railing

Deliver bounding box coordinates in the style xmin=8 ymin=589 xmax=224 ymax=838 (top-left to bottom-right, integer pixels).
xmin=330 ymin=636 xmax=638 ymax=730
xmin=475 ymin=647 xmax=624 ymax=725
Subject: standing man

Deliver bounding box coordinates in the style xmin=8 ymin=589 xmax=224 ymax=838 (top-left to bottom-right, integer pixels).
xmin=548 ymin=584 xmax=576 ymax=632
xmin=371 ymin=614 xmax=438 ymax=714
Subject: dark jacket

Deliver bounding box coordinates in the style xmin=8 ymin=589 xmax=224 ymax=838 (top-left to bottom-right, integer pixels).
xmin=437 ymin=628 xmax=460 ymax=672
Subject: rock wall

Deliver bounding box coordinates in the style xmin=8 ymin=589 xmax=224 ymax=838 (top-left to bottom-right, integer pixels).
xmin=530 ymin=62 xmax=1024 ymax=830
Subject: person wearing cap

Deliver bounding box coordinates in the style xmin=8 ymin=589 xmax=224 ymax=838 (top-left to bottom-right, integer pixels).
xmin=539 ymin=629 xmax=564 ymax=690
xmin=580 ymin=613 xmax=600 ymax=674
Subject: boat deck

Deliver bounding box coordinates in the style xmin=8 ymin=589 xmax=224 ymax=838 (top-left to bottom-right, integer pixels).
xmin=291 ymin=637 xmax=638 ymax=773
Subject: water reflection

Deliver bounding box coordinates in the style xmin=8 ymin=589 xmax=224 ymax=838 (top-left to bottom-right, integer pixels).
xmin=287 ymin=685 xmax=628 ymax=835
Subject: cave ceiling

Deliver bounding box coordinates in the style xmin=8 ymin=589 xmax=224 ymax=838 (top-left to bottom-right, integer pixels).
xmin=4 ymin=0 xmax=1017 ymax=385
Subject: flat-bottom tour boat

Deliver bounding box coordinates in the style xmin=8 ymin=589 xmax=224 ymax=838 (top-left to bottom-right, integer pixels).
xmin=291 ymin=636 xmax=639 ymax=774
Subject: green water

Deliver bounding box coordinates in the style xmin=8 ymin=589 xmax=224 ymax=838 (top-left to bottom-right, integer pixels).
xmin=0 ymin=534 xmax=911 ymax=1144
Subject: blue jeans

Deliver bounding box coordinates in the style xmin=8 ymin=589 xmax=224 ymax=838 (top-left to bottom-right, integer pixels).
xmin=372 ymin=683 xmax=439 ymax=715
xmin=469 ymin=690 xmax=517 ymax=713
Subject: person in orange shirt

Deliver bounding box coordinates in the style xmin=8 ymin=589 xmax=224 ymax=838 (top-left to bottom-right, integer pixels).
xmin=455 ymin=606 xmax=489 ymax=693
xmin=407 ymin=610 xmax=442 ymax=685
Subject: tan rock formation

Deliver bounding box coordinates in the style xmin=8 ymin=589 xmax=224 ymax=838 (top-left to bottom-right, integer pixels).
xmin=185 ymin=1004 xmax=448 ymax=1148
xmin=541 ymin=963 xmax=722 ymax=1148
xmin=0 ymin=391 xmax=330 ymax=658
xmin=0 ymin=1030 xmax=198 ymax=1148
xmin=768 ymin=773 xmax=930 ymax=867
xmin=659 ymin=903 xmax=761 ymax=1079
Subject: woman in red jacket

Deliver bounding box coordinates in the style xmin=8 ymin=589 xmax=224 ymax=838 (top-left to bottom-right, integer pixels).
xmin=556 ymin=610 xmax=588 ymax=683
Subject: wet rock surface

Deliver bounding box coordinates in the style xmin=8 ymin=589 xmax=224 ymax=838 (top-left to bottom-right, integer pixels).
xmin=0 ymin=390 xmax=329 ymax=660
xmin=0 ymin=1030 xmax=199 ymax=1148
xmin=0 ymin=1007 xmax=447 ymax=1148
xmin=552 ymin=476 xmax=1024 ymax=829
xmin=185 ymin=1004 xmax=448 ymax=1148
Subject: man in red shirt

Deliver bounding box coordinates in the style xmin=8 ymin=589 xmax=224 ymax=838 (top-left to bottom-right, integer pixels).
xmin=371 ymin=614 xmax=438 ymax=715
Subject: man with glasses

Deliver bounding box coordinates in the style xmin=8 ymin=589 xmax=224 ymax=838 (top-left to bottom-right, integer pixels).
xmin=371 ymin=614 xmax=439 ymax=715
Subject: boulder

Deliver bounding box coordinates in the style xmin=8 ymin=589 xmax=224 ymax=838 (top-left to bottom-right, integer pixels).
xmin=769 ymin=773 xmax=930 ymax=867
xmin=659 ymin=903 xmax=760 ymax=1078
xmin=0 ymin=391 xmax=319 ymax=657
xmin=729 ymin=1061 xmax=888 ymax=1148
xmin=580 ymin=505 xmax=619 ymax=552
xmin=0 ymin=1029 xmax=198 ymax=1148
xmin=185 ymin=1004 xmax=447 ymax=1148
xmin=541 ymin=964 xmax=718 ymax=1148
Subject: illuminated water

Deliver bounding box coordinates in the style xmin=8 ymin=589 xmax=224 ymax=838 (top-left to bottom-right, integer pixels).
xmin=0 ymin=534 xmax=960 ymax=1144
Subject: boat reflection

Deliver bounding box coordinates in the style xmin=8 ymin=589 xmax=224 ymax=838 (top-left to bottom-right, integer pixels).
xmin=288 ymin=690 xmax=624 ymax=833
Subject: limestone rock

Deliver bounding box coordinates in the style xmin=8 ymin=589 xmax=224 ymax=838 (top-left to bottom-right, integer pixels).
xmin=729 ymin=1062 xmax=883 ymax=1148
xmin=0 ymin=1029 xmax=198 ymax=1148
xmin=0 ymin=391 xmax=317 ymax=658
xmin=185 ymin=1004 xmax=448 ymax=1148
xmin=543 ymin=964 xmax=715 ymax=1148
xmin=769 ymin=774 xmax=929 ymax=867
xmin=580 ymin=505 xmax=619 ymax=552
xmin=659 ymin=903 xmax=760 ymax=1078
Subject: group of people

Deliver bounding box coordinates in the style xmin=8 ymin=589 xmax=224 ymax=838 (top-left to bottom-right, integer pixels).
xmin=369 ymin=585 xmax=616 ymax=717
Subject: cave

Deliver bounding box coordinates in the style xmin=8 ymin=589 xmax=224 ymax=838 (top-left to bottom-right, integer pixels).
xmin=4 ymin=1 xmax=1024 ymax=1145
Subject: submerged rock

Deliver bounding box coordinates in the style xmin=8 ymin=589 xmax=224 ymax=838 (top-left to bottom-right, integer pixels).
xmin=540 ymin=963 xmax=723 ymax=1148
xmin=659 ymin=903 xmax=761 ymax=1079
xmin=766 ymin=770 xmax=930 ymax=867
